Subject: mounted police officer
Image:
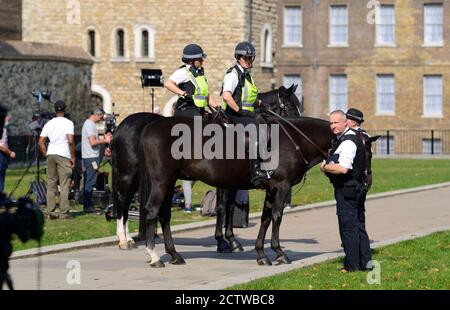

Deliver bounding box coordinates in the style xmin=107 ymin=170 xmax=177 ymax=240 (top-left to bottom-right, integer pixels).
xmin=165 ymin=43 xmax=217 ymax=117
xmin=320 ymin=110 xmax=372 ymax=272
xmin=221 ymin=41 xmax=272 ymax=186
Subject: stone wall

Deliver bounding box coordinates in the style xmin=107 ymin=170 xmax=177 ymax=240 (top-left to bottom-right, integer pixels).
xmin=21 ymin=0 xmax=278 ymax=122
xmin=0 ymin=41 xmax=92 ymax=135
xmin=0 ymin=0 xmax=22 ymax=40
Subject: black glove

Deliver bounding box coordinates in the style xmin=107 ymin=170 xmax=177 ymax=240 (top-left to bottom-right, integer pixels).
xmin=239 ymin=109 xmax=256 ymax=118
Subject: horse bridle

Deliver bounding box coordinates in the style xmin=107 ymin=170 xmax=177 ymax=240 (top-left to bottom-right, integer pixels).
xmin=276 ymin=93 xmax=303 ymax=117
xmin=265 ymin=109 xmax=329 ymax=160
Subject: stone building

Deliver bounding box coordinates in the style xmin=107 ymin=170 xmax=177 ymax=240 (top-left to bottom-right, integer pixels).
xmin=276 ymin=0 xmax=450 ymax=154
xmin=19 ymin=0 xmax=277 ymax=120
xmin=0 ymin=1 xmax=93 ymax=137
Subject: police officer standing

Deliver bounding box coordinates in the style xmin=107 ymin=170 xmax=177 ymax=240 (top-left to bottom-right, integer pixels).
xmin=222 ymin=41 xmax=272 ymax=186
xmin=165 ymin=43 xmax=217 ymax=117
xmin=320 ymin=110 xmax=372 ymax=272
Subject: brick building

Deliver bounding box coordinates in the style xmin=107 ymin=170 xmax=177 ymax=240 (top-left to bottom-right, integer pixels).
xmin=277 ymin=0 xmax=450 ymax=154
xmin=19 ymin=0 xmax=277 ymax=120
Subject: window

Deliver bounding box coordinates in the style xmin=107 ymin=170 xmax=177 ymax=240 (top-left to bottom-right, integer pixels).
xmin=88 ymin=30 xmax=96 ymax=56
xmin=142 ymin=30 xmax=149 ymax=58
xmin=283 ymin=75 xmax=302 ymax=101
xmin=423 ymin=75 xmax=443 ymax=116
xmin=423 ymin=138 xmax=442 ymax=155
xmin=376 ymin=5 xmax=395 ymax=45
xmin=330 ymin=5 xmax=348 ymax=45
xmin=376 ymin=75 xmax=395 ymax=114
xmin=284 ymin=6 xmax=302 ymax=46
xmin=261 ymin=24 xmax=273 ymax=67
xmin=329 ymin=75 xmax=347 ymax=111
xmin=134 ymin=25 xmax=155 ymax=61
xmin=116 ymin=29 xmax=125 ymax=57
xmin=377 ymin=136 xmax=395 ymax=155
xmin=424 ymin=4 xmax=443 ymax=46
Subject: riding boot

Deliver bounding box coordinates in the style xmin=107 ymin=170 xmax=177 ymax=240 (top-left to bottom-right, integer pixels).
xmin=250 ymin=158 xmax=273 ymax=186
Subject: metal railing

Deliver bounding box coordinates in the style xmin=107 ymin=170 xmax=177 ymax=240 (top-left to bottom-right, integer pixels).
xmin=369 ymin=130 xmax=450 ymax=155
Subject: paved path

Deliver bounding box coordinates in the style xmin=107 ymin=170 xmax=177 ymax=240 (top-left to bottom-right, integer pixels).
xmin=9 ymin=184 xmax=450 ymax=290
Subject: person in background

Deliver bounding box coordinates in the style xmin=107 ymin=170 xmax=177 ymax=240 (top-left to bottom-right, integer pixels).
xmin=81 ymin=108 xmax=112 ymax=213
xmin=39 ymin=100 xmax=75 ymax=219
xmin=0 ymin=111 xmax=15 ymax=192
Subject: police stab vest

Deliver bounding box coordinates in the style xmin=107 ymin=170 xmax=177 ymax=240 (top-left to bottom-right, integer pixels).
xmin=222 ymin=65 xmax=258 ymax=112
xmin=178 ymin=66 xmax=209 ymax=108
xmin=326 ymin=129 xmax=365 ymax=186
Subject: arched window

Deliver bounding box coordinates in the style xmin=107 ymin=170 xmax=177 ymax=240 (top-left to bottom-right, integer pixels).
xmin=134 ymin=24 xmax=155 ymax=61
xmin=142 ymin=30 xmax=149 ymax=57
xmin=88 ymin=30 xmax=96 ymax=56
xmin=116 ymin=29 xmax=125 ymax=57
xmin=260 ymin=23 xmax=273 ymax=67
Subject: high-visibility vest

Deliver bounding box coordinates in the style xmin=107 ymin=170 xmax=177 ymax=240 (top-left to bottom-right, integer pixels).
xmin=222 ymin=66 xmax=258 ymax=112
xmin=183 ymin=67 xmax=209 ymax=108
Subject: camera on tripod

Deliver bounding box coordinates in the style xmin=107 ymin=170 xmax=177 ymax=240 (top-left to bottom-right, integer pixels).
xmin=31 ymin=89 xmax=52 ymax=103
xmin=104 ymin=113 xmax=117 ymax=134
xmin=28 ymin=89 xmax=55 ymax=135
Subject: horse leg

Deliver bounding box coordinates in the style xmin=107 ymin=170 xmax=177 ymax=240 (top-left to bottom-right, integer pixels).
xmin=214 ymin=188 xmax=231 ymax=253
xmin=224 ymin=189 xmax=243 ymax=252
xmin=255 ymin=189 xmax=274 ymax=266
xmin=159 ymin=182 xmax=185 ymax=265
xmin=124 ymin=212 xmax=138 ymax=249
xmin=144 ymin=180 xmax=169 ymax=268
xmin=270 ymin=183 xmax=292 ymax=265
xmin=115 ymin=181 xmax=135 ymax=250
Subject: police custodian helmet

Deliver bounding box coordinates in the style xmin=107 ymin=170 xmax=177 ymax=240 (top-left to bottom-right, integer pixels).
xmin=182 ymin=43 xmax=207 ymax=61
xmin=234 ymin=41 xmax=256 ymax=60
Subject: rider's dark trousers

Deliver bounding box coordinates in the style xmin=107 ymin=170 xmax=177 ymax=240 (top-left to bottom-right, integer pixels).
xmin=334 ymin=186 xmax=371 ymax=271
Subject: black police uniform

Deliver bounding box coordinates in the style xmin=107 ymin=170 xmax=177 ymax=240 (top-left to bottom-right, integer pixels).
xmin=326 ymin=129 xmax=371 ymax=271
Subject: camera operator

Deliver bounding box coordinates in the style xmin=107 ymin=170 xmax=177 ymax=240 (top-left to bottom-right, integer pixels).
xmin=0 ymin=109 xmax=16 ymax=192
xmin=81 ymin=108 xmax=112 ymax=213
xmin=38 ymin=100 xmax=75 ymax=219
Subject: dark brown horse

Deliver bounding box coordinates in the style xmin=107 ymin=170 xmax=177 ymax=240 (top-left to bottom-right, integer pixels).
xmin=110 ymin=85 xmax=301 ymax=250
xmin=138 ymin=115 xmax=334 ymax=267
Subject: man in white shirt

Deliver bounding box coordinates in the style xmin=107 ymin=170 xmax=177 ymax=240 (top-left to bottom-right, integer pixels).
xmin=320 ymin=110 xmax=371 ymax=272
xmin=39 ymin=100 xmax=75 ymax=219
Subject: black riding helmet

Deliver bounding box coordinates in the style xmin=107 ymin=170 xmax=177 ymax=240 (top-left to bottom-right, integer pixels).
xmin=182 ymin=44 xmax=207 ymax=63
xmin=234 ymin=41 xmax=256 ymax=62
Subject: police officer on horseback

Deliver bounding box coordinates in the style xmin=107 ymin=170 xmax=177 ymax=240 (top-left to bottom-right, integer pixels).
xmin=165 ymin=43 xmax=217 ymax=117
xmin=320 ymin=110 xmax=372 ymax=272
xmin=222 ymin=41 xmax=272 ymax=186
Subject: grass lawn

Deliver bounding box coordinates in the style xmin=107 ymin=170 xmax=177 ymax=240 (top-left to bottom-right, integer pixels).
xmin=5 ymin=158 xmax=450 ymax=251
xmin=229 ymin=230 xmax=450 ymax=290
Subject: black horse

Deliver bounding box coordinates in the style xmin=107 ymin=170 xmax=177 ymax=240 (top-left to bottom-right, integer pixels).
xmin=138 ymin=112 xmax=337 ymax=267
xmin=110 ymin=85 xmax=301 ymax=250
xmin=214 ymin=84 xmax=302 ymax=253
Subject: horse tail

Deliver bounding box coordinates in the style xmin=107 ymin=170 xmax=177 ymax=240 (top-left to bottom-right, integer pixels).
xmin=110 ymin=135 xmax=120 ymax=220
xmin=138 ymin=143 xmax=151 ymax=241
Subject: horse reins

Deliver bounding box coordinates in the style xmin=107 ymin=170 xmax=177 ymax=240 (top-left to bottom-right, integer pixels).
xmin=265 ymin=109 xmax=329 ymax=159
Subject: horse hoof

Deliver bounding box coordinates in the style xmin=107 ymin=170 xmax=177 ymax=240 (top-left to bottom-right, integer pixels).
xmin=217 ymin=241 xmax=231 ymax=253
xmin=256 ymin=257 xmax=272 ymax=266
xmin=230 ymin=240 xmax=244 ymax=252
xmin=127 ymin=240 xmax=138 ymax=249
xmin=118 ymin=242 xmax=131 ymax=250
xmin=274 ymin=254 xmax=292 ymax=265
xmin=150 ymin=260 xmax=165 ymax=268
xmin=169 ymin=255 xmax=186 ymax=265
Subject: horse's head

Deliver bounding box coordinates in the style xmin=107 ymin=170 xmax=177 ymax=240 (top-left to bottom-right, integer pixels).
xmin=258 ymin=84 xmax=303 ymax=118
